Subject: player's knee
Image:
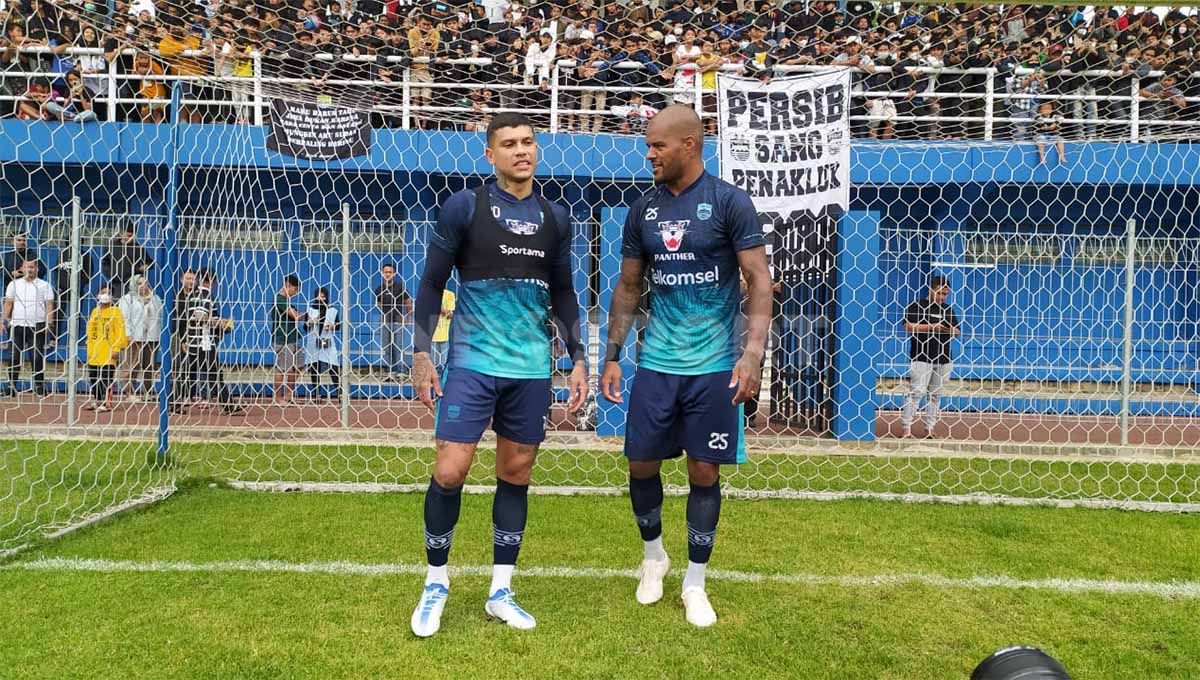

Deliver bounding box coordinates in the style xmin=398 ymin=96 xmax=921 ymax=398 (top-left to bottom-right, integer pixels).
xmin=433 ymin=459 xmax=471 ymax=488
xmin=496 ymin=453 xmax=534 ymax=485
xmin=629 ymin=461 xmax=662 ymax=480
xmin=686 ymin=459 xmax=720 ymax=487
xmin=496 ymin=441 xmax=537 ymax=484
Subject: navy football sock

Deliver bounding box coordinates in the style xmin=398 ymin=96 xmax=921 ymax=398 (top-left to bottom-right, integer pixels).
xmin=686 ymin=479 xmax=721 ymax=564
xmin=629 ymin=472 xmax=664 ymax=542
xmin=423 ymin=477 xmax=462 ymax=568
xmin=492 ymin=478 xmax=529 ymax=566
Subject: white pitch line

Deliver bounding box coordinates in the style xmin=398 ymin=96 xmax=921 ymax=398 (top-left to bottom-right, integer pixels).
xmin=6 ymin=557 xmax=1200 ymax=600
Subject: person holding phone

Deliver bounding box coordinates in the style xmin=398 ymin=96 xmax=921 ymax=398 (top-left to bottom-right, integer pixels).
xmin=900 ymin=275 xmax=961 ymax=438
xmin=407 ymin=15 xmax=440 ymax=129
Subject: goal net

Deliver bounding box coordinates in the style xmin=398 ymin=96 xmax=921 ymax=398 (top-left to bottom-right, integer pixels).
xmin=3 ymin=2 xmax=1200 ymax=554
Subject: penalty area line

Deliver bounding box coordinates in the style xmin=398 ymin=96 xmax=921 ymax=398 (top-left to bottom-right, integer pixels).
xmin=5 ymin=557 xmax=1200 ymax=600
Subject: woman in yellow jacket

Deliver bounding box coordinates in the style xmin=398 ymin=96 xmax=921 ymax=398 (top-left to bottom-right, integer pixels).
xmin=86 ymin=288 xmax=129 ymax=412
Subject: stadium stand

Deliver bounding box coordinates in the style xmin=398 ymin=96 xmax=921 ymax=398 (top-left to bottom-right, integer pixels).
xmin=1 ymin=1 xmax=1199 ymax=139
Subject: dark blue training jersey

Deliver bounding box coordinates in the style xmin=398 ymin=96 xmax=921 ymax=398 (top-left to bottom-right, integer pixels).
xmin=622 ymin=171 xmax=765 ymax=375
xmin=431 ymin=183 xmax=573 ymax=379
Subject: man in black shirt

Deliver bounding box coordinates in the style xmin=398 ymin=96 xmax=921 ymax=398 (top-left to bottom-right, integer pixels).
xmin=103 ymin=225 xmax=151 ymax=299
xmin=169 ymin=269 xmax=199 ymax=413
xmin=172 ymin=269 xmax=243 ymax=415
xmin=375 ymin=262 xmax=412 ymax=380
xmin=51 ymin=243 xmax=91 ymax=344
xmin=901 ymin=275 xmax=960 ymax=438
xmin=3 ymin=233 xmax=43 ymax=282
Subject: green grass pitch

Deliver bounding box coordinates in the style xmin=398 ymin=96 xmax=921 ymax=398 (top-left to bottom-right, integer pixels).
xmin=3 ymin=470 xmax=1200 ymax=679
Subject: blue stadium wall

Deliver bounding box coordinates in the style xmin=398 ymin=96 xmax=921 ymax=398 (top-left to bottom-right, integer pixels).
xmin=1 ymin=121 xmax=1198 ymax=393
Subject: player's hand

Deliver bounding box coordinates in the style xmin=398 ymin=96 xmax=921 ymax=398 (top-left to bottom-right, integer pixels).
xmin=729 ymin=351 xmax=763 ymax=405
xmin=411 ymin=352 xmax=442 ymax=412
xmin=600 ymin=361 xmax=623 ymax=403
xmin=566 ymin=362 xmax=588 ymax=413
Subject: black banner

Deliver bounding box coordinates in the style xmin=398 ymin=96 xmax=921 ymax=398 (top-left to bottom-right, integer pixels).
xmin=266 ymin=99 xmax=371 ymax=161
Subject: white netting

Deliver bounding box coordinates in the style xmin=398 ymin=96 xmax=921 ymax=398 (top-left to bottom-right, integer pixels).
xmin=4 ymin=2 xmax=1200 ymax=552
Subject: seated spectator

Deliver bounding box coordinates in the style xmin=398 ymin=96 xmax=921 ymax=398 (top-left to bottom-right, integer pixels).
xmin=461 ymin=87 xmax=494 ymax=132
xmin=46 ymin=71 xmax=100 ymax=123
xmin=16 ymin=80 xmax=53 ymax=121
xmin=157 ymin=21 xmax=209 ymax=123
xmin=1140 ymin=73 xmax=1188 ymax=141
xmin=132 ymin=51 xmax=167 ymax=123
xmin=1006 ymin=70 xmax=1043 ymax=141
xmin=612 ymin=92 xmax=657 ymax=135
xmin=1034 ymin=102 xmax=1066 ymax=165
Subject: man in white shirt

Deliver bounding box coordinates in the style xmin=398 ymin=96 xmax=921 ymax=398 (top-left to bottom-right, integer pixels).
xmin=2 ymin=259 xmax=56 ymax=397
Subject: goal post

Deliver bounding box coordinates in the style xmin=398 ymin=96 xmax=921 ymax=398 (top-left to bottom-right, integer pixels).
xmin=4 ymin=69 xmax=1200 ymax=554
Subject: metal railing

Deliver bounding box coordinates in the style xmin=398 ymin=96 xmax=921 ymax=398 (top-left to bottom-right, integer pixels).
xmin=1 ymin=46 xmax=1199 ymax=140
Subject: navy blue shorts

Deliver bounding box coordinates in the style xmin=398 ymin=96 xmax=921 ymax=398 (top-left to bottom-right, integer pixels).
xmin=624 ymin=367 xmax=746 ymax=465
xmin=435 ymin=367 xmax=552 ymax=445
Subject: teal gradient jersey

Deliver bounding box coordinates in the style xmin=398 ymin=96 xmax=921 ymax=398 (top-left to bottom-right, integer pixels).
xmin=622 ymin=171 xmax=765 ymax=375
xmin=431 ymin=183 xmax=573 ymax=379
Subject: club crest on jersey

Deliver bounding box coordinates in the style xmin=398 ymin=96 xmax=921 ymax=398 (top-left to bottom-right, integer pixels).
xmin=658 ymin=220 xmax=690 ymax=252
xmin=696 ymin=203 xmax=712 ymax=220
xmin=504 ymin=219 xmax=540 ymax=236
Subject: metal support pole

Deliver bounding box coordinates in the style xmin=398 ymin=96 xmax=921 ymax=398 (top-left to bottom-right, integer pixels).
xmin=983 ymin=68 xmax=995 ymax=141
xmin=253 ymin=52 xmax=264 ymax=126
xmin=1120 ymin=218 xmax=1136 ymax=446
xmin=156 ymin=82 xmax=184 ymax=459
xmin=402 ymin=68 xmax=412 ymax=130
xmin=66 ymin=197 xmax=82 ymax=426
xmin=106 ymin=58 xmax=118 ymax=122
xmin=1130 ymin=77 xmax=1140 ymax=143
xmin=549 ymin=65 xmax=560 ymax=133
xmin=340 ymin=203 xmax=352 ymax=429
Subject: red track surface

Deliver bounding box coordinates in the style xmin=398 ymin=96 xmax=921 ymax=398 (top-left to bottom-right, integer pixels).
xmin=4 ymin=394 xmax=1197 ymax=448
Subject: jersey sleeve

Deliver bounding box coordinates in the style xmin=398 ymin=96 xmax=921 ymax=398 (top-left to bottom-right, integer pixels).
xmin=430 ymin=189 xmax=476 ymax=255
xmin=620 ymin=199 xmax=645 ymax=259
xmin=724 ymin=188 xmax=766 ymax=251
xmin=551 ymin=201 xmax=573 ymax=270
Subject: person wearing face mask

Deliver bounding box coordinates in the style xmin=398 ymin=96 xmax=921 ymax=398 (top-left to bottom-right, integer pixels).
xmin=833 ymin=37 xmax=875 ymax=138
xmin=85 ymin=288 xmax=128 ymax=413
xmin=739 ymin=24 xmax=773 ymax=75
xmin=892 ymin=45 xmax=927 ymax=140
xmin=917 ymin=43 xmax=945 ymax=139
xmin=866 ymin=41 xmax=899 ymax=140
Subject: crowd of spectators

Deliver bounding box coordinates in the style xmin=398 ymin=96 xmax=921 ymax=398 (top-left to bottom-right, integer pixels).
xmin=2 ymin=0 xmax=1199 ymax=139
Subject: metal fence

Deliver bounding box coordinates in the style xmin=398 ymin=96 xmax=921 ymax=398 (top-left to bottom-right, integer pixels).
xmin=3 ymin=46 xmax=1200 ymax=141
